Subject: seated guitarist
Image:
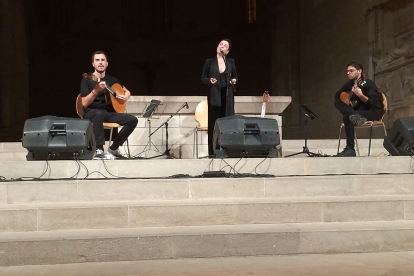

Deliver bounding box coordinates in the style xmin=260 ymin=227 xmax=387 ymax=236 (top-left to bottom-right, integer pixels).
xmin=334 ymin=62 xmax=381 ymax=157
xmin=80 ymin=51 xmax=138 ymax=159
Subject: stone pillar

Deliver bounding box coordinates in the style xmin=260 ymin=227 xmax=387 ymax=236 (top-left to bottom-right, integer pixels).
xmin=271 ymin=0 xmax=301 ymax=136
xmin=0 ymin=0 xmax=30 ymax=139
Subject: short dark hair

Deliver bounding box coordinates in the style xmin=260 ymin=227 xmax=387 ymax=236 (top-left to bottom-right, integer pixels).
xmin=221 ymin=38 xmax=232 ymax=50
xmin=347 ymin=61 xmax=363 ymax=72
xmin=91 ymin=51 xmax=108 ymax=62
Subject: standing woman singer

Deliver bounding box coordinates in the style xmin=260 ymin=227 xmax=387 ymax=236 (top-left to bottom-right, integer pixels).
xmin=201 ymin=38 xmax=238 ymax=157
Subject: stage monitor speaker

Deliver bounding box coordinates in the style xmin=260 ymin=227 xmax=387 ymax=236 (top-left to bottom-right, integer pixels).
xmin=213 ymin=115 xmax=280 ymax=158
xmin=22 ymin=116 xmax=96 ymax=160
xmin=383 ymin=117 xmax=414 ymax=156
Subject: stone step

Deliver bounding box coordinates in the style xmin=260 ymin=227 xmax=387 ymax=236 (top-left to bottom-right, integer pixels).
xmin=2 ymin=174 xmax=414 ymax=204
xmin=1 ymin=220 xmax=414 ymax=266
xmin=0 ymin=151 xmax=27 ymax=161
xmin=3 ymin=251 xmax=414 ymax=276
xmin=0 ymin=155 xmax=411 ymax=180
xmin=282 ymin=139 xmax=385 ymax=149
xmin=282 ymin=147 xmax=388 ymax=157
xmin=0 ymin=140 xmax=387 ymax=152
xmin=1 ymin=195 xmax=414 ymax=232
xmin=0 ymin=142 xmax=24 ymax=153
xmin=0 ymin=139 xmax=390 ymax=161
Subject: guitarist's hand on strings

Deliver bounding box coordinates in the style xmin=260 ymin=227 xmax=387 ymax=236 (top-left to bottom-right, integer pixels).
xmin=115 ymin=86 xmax=131 ymax=104
xmin=351 ymin=85 xmax=368 ymax=103
xmin=116 ymin=94 xmax=128 ymax=104
xmin=92 ymin=80 xmax=106 ymax=96
xmin=351 ymin=84 xmax=362 ymax=97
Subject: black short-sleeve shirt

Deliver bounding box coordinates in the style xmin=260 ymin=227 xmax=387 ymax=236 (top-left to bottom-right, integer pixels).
xmin=80 ymin=74 xmax=122 ymax=110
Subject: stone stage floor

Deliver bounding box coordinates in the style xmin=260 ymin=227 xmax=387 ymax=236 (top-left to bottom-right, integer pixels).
xmin=1 ymin=251 xmax=414 ymax=276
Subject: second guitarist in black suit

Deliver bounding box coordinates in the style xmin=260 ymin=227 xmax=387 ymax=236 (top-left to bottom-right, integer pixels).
xmin=201 ymin=39 xmax=238 ymax=157
xmin=334 ymin=62 xmax=381 ymax=157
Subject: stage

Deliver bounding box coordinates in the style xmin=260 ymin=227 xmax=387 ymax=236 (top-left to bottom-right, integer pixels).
xmin=0 ymin=140 xmax=413 ymax=266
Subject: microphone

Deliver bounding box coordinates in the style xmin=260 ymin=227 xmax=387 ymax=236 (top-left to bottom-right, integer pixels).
xmin=220 ymin=48 xmax=226 ymax=56
xmin=184 ymin=102 xmax=189 ymax=109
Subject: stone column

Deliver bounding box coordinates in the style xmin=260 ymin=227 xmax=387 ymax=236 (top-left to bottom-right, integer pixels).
xmin=0 ymin=0 xmax=30 ymax=139
xmin=271 ymin=0 xmax=301 ymax=136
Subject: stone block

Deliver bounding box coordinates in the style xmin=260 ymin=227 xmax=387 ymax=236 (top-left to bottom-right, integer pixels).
xmin=117 ymin=159 xmax=205 ymax=177
xmin=127 ymin=127 xmax=164 ymax=146
xmin=190 ymin=178 xmax=265 ymax=199
xmin=305 ymin=158 xmax=362 ymax=175
xmin=0 ymin=152 xmax=27 ymax=161
xmin=129 ymin=202 xmax=322 ymax=227
xmin=0 ymin=184 xmax=6 ymax=204
xmin=355 ymin=176 xmax=414 ymax=195
xmin=300 ymin=230 xmax=380 ymax=254
xmin=379 ymin=229 xmax=414 ymax=251
xmin=0 ymin=209 xmax=37 ymax=232
xmin=0 ymin=235 xmax=173 ymax=266
xmin=404 ymin=201 xmax=414 ymax=220
xmin=67 ymin=160 xmax=119 ymax=179
xmin=145 ymin=116 xmax=180 ymax=128
xmin=180 ymin=115 xmax=199 ymax=128
xmin=38 ymin=206 xmax=128 ymax=231
xmin=265 ymin=158 xmax=306 ymax=176
xmin=0 ymin=142 xmax=26 ymax=153
xmin=265 ymin=176 xmax=354 ymax=197
xmin=323 ymin=201 xmax=404 ymax=222
xmin=166 ymin=127 xmax=197 ymax=145
xmin=78 ymin=179 xmax=189 ymax=201
xmin=374 ymin=157 xmax=413 ymax=174
xmin=0 ymin=161 xmax=70 ymax=180
xmin=171 ymin=232 xmax=300 ymax=258
xmin=7 ymin=182 xmax=78 ymax=204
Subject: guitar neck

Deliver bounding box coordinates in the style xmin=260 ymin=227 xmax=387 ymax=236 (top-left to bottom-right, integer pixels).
xmin=106 ymin=85 xmax=116 ymax=97
xmin=348 ymin=78 xmax=361 ymax=101
xmin=347 ymin=90 xmax=354 ymax=101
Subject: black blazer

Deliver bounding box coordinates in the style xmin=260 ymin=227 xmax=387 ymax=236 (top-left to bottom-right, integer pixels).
xmin=201 ymin=57 xmax=238 ymax=115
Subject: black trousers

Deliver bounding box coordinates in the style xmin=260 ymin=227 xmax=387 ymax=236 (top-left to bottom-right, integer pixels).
xmin=83 ymin=108 xmax=138 ymax=147
xmin=208 ymin=87 xmax=231 ymax=156
xmin=334 ymin=101 xmax=379 ymax=149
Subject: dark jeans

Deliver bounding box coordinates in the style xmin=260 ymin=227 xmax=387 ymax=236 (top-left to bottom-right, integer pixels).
xmin=208 ymin=87 xmax=230 ymax=156
xmin=334 ymin=101 xmax=380 ymax=149
xmin=83 ymin=108 xmax=138 ymax=147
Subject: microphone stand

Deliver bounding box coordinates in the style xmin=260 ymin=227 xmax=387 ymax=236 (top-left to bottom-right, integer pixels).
xmin=149 ymin=102 xmax=188 ymax=159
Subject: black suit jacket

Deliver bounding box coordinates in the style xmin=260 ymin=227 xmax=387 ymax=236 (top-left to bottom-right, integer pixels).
xmin=201 ymin=57 xmax=238 ymax=116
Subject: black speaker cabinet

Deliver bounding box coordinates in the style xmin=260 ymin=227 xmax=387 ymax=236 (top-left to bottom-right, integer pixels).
xmin=383 ymin=117 xmax=414 ymax=156
xmin=22 ymin=116 xmax=96 ymax=160
xmin=213 ymin=115 xmax=280 ymax=158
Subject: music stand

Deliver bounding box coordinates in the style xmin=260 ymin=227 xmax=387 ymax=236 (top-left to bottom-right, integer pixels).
xmin=137 ymin=100 xmax=163 ymax=158
xmin=149 ymin=102 xmax=188 ymax=159
xmin=285 ymin=103 xmax=319 ymax=157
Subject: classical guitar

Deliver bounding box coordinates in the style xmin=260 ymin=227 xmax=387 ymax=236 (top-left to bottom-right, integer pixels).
xmin=340 ymin=77 xmax=365 ymax=109
xmin=261 ymin=91 xmax=269 ymax=118
xmin=82 ymin=73 xmax=126 ymax=113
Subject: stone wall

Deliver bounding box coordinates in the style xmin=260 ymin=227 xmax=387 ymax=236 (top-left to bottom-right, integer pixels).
xmin=275 ymin=0 xmax=414 ymax=139
xmin=1 ymin=0 xmax=414 ymax=142
xmin=0 ymin=0 xmax=30 ymax=141
xmin=0 ymin=0 xmax=273 ymax=142
xmin=370 ymin=0 xmax=414 ymax=126
xmin=273 ymin=0 xmax=371 ymax=139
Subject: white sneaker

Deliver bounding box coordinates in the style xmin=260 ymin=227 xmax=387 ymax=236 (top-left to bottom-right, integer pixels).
xmin=108 ymin=148 xmax=123 ymax=159
xmin=94 ymin=149 xmax=113 ymax=160
xmin=93 ymin=149 xmax=106 ymax=160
